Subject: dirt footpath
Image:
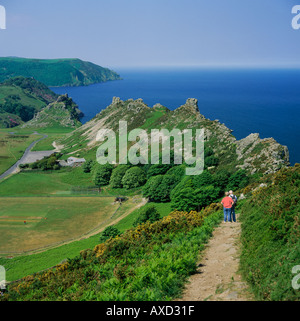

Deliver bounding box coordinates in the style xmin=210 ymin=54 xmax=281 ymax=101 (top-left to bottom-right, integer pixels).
xmin=178 ymin=215 xmax=253 ymax=301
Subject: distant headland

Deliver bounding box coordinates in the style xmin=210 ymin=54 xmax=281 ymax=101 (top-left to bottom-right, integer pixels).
xmin=0 ymin=57 xmax=121 ymax=87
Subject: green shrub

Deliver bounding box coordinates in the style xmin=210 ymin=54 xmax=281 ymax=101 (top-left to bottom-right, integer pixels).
xmin=93 ymin=163 xmax=114 ymax=191
xmin=122 ymin=166 xmax=146 ymax=189
xmin=99 ymin=226 xmax=121 ymax=243
xmin=109 ymin=165 xmax=130 ymax=188
xmin=82 ymin=160 xmax=94 ymax=173
xmin=227 ymin=169 xmax=249 ymax=190
xmin=133 ymin=204 xmax=161 ymax=227
xmin=146 ymin=164 xmax=172 ymax=178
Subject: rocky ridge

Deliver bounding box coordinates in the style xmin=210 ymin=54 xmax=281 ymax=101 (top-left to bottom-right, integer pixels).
xmin=58 ymin=97 xmax=289 ymax=175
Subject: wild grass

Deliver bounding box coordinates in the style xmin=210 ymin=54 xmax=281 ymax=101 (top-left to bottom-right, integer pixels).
xmin=239 ymin=165 xmax=300 ymax=301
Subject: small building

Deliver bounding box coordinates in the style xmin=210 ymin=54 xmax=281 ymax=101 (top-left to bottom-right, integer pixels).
xmin=59 ymin=157 xmax=86 ymax=167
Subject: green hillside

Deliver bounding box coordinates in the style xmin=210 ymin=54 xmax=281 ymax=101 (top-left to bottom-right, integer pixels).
xmin=0 ymin=57 xmax=121 ymax=87
xmin=21 ymin=94 xmax=83 ymax=130
xmin=239 ymin=165 xmax=300 ymax=300
xmin=0 ymin=76 xmax=58 ymax=128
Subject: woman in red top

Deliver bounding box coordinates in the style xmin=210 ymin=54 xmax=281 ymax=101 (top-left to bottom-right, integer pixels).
xmin=221 ymin=192 xmax=234 ymax=222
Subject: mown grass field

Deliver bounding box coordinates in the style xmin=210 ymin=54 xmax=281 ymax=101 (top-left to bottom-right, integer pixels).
xmin=0 ymin=196 xmax=119 ymax=254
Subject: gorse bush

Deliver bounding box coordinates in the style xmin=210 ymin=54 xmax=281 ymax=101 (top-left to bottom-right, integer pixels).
xmin=2 ymin=203 xmax=222 ymax=301
xmin=239 ymin=165 xmax=300 ymax=301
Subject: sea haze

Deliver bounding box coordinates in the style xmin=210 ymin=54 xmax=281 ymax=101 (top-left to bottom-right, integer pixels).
xmin=51 ymin=68 xmax=300 ymax=165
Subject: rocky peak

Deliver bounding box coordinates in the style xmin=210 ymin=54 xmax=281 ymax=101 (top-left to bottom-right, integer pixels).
xmin=112 ymin=96 xmax=121 ymax=105
xmin=56 ymin=94 xmax=69 ymax=103
xmin=176 ymin=98 xmax=200 ymax=114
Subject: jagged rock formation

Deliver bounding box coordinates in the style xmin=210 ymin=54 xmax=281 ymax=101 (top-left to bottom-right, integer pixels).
xmin=58 ymin=97 xmax=289 ymax=175
xmin=21 ymin=94 xmax=83 ymax=129
xmin=236 ymin=133 xmax=289 ymax=174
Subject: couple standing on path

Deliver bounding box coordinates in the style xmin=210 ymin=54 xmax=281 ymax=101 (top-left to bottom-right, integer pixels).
xmin=221 ymin=190 xmax=237 ymax=223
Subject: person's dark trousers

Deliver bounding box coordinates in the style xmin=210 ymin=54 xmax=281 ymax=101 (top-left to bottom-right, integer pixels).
xmin=231 ymin=206 xmax=236 ymax=222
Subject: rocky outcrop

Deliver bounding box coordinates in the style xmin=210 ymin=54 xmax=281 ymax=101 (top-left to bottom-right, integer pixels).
xmin=175 ymin=98 xmax=200 ymax=115
xmin=21 ymin=95 xmax=83 ymax=129
xmin=236 ymin=133 xmax=289 ymax=175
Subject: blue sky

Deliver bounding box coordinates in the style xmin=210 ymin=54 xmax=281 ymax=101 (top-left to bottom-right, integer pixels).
xmin=0 ymin=0 xmax=299 ymax=68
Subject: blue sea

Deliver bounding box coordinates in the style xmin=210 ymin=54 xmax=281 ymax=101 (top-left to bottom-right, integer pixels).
xmin=51 ymin=68 xmax=300 ymax=165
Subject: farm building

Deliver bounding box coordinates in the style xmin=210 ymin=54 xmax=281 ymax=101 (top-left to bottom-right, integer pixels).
xmin=59 ymin=157 xmax=86 ymax=167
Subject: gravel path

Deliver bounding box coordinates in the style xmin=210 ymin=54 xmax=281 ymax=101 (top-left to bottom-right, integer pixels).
xmin=178 ymin=215 xmax=253 ymax=301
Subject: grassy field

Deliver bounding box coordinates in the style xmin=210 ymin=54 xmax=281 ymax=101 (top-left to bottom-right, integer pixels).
xmin=0 ymin=129 xmax=43 ymax=175
xmin=0 ymin=200 xmax=171 ymax=282
xmin=0 ymin=196 xmax=120 ymax=254
xmin=0 ymin=126 xmax=72 ymax=175
xmin=0 ymin=166 xmax=96 ymax=196
xmin=31 ymin=127 xmax=74 ymax=151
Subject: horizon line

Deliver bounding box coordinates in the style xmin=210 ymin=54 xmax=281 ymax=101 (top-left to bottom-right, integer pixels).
xmin=110 ymin=63 xmax=300 ymax=70
xmin=1 ymin=56 xmax=299 ymax=70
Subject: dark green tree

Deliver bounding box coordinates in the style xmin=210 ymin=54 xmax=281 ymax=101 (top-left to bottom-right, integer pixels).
xmin=227 ymin=169 xmax=249 ymax=191
xmin=121 ymin=166 xmax=146 ymax=189
xmin=99 ymin=226 xmax=121 ymax=243
xmin=213 ymin=169 xmax=231 ymax=191
xmin=146 ymin=164 xmax=172 ymax=178
xmin=109 ymin=165 xmax=130 ymax=188
xmin=93 ymin=164 xmax=114 ymax=192
xmin=192 ymin=170 xmax=215 ymax=188
xmin=143 ymin=175 xmax=164 ymax=201
xmin=170 ymin=187 xmax=197 ymax=212
xmin=133 ymin=204 xmax=160 ymax=227
xmin=82 ymin=160 xmax=94 ymax=173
